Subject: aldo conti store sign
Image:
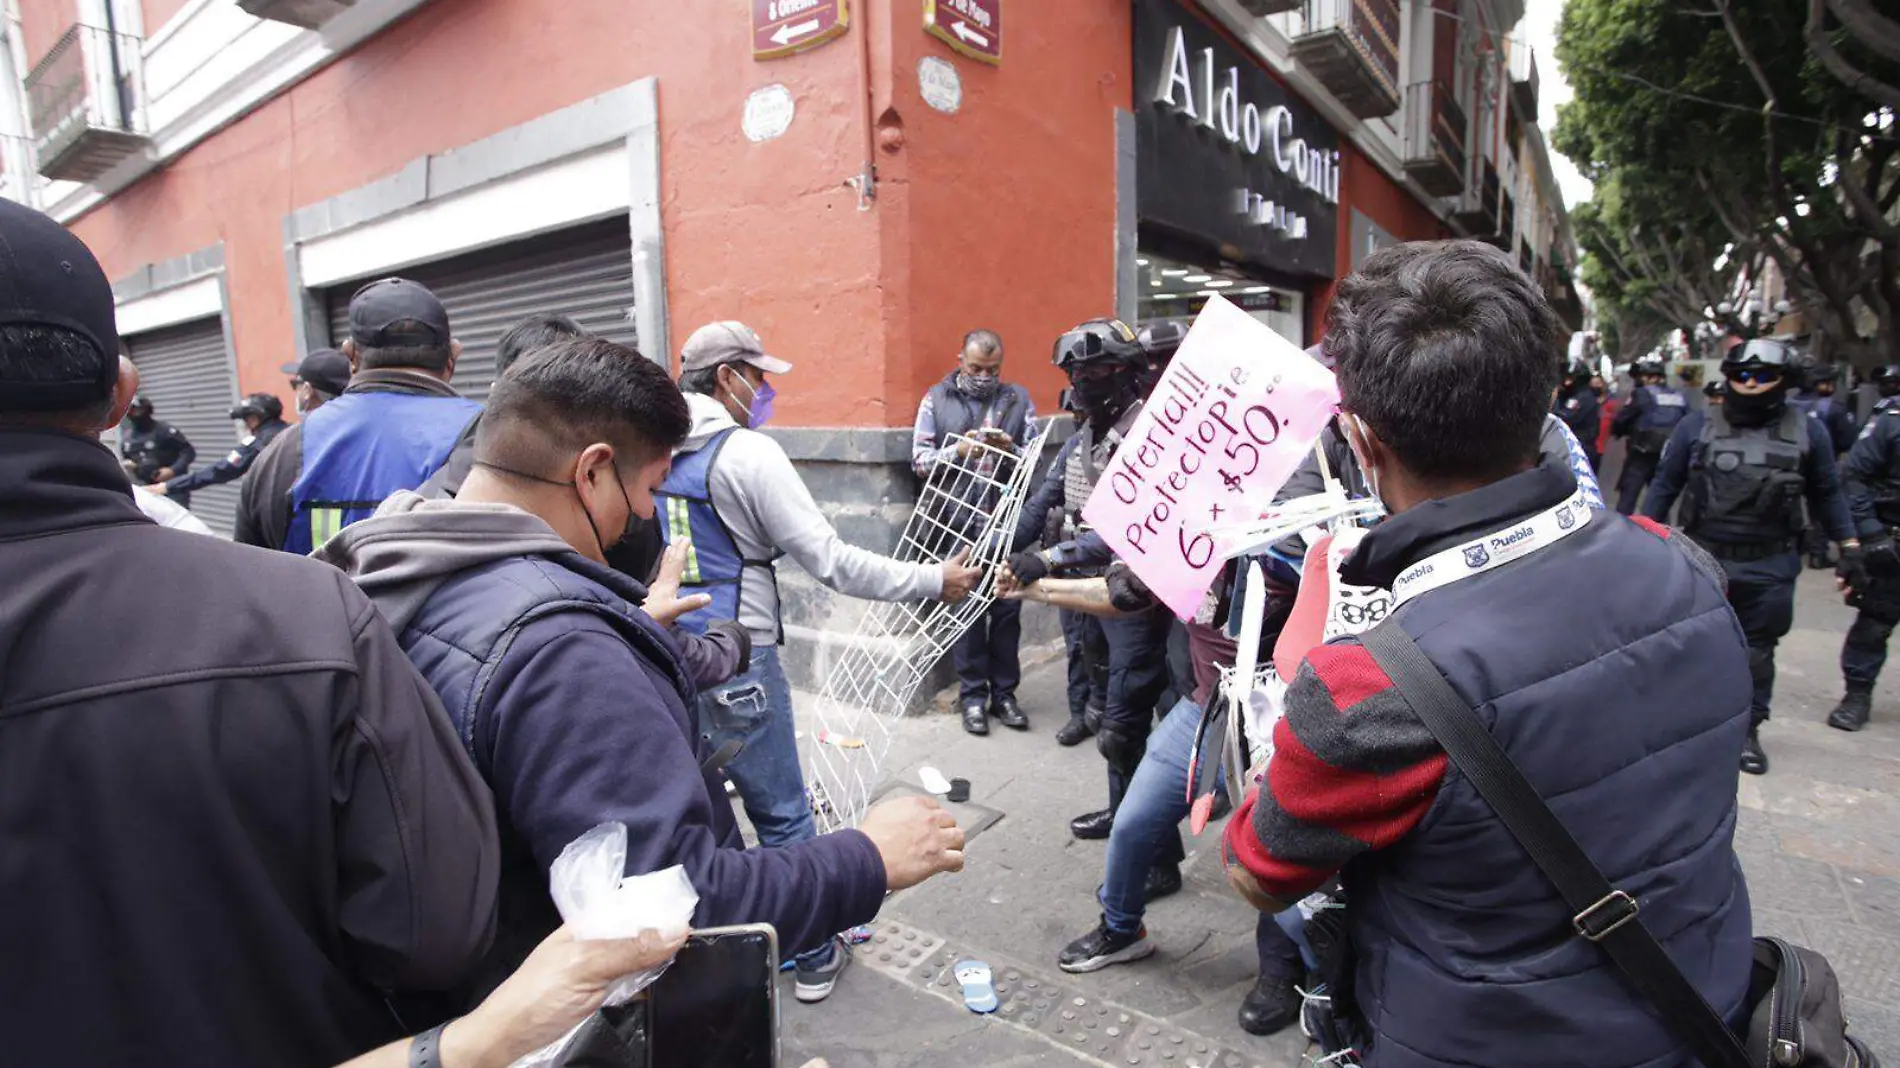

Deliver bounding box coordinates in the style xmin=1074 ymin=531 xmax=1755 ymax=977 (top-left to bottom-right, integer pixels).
xmin=1135 ymin=0 xmax=1341 ymax=280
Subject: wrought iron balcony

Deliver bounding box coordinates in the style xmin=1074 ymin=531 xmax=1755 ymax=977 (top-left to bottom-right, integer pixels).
xmin=1451 ymin=160 xmax=1502 ymax=235
xmin=25 ymin=24 xmax=148 ymax=183
xmin=237 ymin=0 xmax=359 ymax=30
xmin=1290 ymin=0 xmax=1402 ymax=119
xmin=1509 ymin=43 xmax=1539 ymax=118
xmin=1400 ymin=80 xmax=1468 ymax=197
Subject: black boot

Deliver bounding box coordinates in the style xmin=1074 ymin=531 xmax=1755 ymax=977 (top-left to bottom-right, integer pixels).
xmin=1142 ymin=863 xmax=1183 ymax=903
xmin=1055 ymin=715 xmax=1094 ymax=747
xmin=1829 ymin=686 xmax=1874 ymax=732
xmin=1070 ymin=808 xmax=1114 ymax=840
xmin=1237 ymin=973 xmax=1302 ymax=1037
xmin=992 ymin=694 xmax=1030 ymax=731
xmin=1741 ymin=726 xmax=1769 ymax=776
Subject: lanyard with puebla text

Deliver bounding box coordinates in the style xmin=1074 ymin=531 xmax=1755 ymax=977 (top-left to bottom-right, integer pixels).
xmin=1390 ymin=488 xmax=1594 ymax=606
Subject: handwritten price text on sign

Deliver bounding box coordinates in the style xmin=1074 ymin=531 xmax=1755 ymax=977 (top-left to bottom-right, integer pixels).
xmin=1081 ymin=295 xmax=1339 ymax=619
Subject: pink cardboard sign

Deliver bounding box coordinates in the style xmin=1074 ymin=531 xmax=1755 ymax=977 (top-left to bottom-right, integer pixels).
xmin=1081 ymin=295 xmax=1339 ymax=620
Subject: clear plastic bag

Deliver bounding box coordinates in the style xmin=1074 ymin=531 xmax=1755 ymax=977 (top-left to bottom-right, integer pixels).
xmin=511 ymin=822 xmax=700 ymax=1068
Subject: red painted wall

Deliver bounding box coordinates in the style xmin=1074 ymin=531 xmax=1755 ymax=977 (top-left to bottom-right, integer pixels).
xmin=19 ymin=0 xmax=77 ymax=70
xmin=140 ymin=0 xmax=194 ymax=37
xmin=1313 ymin=141 xmax=1451 ymax=332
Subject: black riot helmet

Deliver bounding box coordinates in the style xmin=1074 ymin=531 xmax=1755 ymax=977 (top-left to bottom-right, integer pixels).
xmin=229 ymin=391 xmax=283 ymax=423
xmin=1054 ymin=318 xmax=1145 ymax=424
xmin=1721 ymin=338 xmax=1795 ymax=425
xmin=1721 ymin=338 xmax=1794 ymax=381
xmin=1137 ymin=319 xmax=1186 ymax=367
xmin=128 ymin=393 xmax=153 ymax=415
xmin=1053 ymin=318 xmax=1145 ymax=373
xmin=1874 ymin=364 xmax=1900 ymax=398
xmin=1564 ymin=353 xmax=1593 ymax=383
xmin=1633 ymin=358 xmax=1665 ymax=381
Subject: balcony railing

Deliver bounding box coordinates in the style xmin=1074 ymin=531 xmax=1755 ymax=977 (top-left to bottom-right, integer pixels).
xmin=1400 ymin=79 xmax=1467 ymax=197
xmin=25 ymin=24 xmax=148 ymax=183
xmin=1452 ymin=159 xmax=1502 ymax=235
xmin=1291 ymin=0 xmax=1402 ymax=119
xmin=1236 ymin=0 xmax=1302 ymax=15
xmin=1509 ymin=42 xmax=1539 ymax=118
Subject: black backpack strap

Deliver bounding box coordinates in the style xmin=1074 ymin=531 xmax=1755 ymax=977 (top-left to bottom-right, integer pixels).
xmin=1357 ymin=624 xmax=1750 ymax=1068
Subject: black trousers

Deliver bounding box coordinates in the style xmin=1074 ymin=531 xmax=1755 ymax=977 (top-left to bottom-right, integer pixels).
xmin=1716 ymin=549 xmax=1801 ymax=724
xmin=953 ymin=598 xmax=1023 ymax=702
xmin=1615 ymin=449 xmax=1660 ymax=516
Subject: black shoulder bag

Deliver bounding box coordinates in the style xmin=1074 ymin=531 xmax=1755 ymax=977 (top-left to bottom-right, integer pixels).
xmin=1359 ymin=624 xmax=1878 ymax=1068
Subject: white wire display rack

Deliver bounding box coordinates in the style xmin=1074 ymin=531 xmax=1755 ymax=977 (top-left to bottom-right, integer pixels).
xmin=806 ymin=421 xmax=1054 ymax=832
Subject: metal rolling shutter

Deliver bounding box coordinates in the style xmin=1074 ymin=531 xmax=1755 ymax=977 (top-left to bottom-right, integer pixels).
xmin=326 ymin=218 xmax=637 ymax=403
xmin=123 ymin=317 xmax=241 ymax=536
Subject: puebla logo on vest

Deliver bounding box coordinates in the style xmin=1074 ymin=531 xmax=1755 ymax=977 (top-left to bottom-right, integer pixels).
xmin=1463 ymin=544 xmax=1491 ymax=568
xmin=1556 ymin=504 xmax=1575 ymax=530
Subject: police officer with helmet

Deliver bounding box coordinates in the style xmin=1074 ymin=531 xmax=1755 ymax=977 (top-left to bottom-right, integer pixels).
xmin=1010 ymin=318 xmax=1179 ymax=852
xmin=1611 ymin=356 xmax=1688 ymax=514
xmin=1554 ymin=352 xmax=1602 ymax=472
xmin=1136 ymin=319 xmax=1186 ymax=393
xmin=1826 ymin=365 xmax=1900 ymax=731
xmin=145 ymin=391 xmax=290 ymax=500
xmin=1643 ymin=338 xmax=1858 ymax=774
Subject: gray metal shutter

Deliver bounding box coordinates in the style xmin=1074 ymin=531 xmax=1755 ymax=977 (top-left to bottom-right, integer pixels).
xmin=123 ymin=316 xmax=241 ymax=536
xmin=326 ymin=218 xmax=637 ymax=403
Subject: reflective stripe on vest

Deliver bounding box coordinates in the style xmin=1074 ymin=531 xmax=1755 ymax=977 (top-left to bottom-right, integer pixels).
xmin=286 ymin=390 xmax=483 ymax=555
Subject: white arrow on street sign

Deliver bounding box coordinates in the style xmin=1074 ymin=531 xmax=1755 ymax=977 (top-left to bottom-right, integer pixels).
xmin=951 ymin=21 xmax=986 ymax=46
xmin=772 ymin=18 xmax=819 ymax=45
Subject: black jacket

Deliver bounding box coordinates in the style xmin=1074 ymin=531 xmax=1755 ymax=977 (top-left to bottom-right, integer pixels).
xmin=0 ymin=429 xmax=500 ymax=1067
xmin=119 ymin=415 xmax=195 ymax=483
xmin=166 ymin=416 xmax=288 ymax=493
xmin=238 ymin=369 xmax=464 ymax=551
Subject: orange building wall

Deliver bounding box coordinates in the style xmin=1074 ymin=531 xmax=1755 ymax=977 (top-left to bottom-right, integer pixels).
xmin=19 ymin=0 xmax=77 ymax=69
xmin=1313 ymin=141 xmax=1452 ymax=332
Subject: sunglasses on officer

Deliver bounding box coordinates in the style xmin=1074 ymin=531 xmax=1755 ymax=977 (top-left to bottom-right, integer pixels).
xmin=1729 ymin=367 xmax=1783 ymax=387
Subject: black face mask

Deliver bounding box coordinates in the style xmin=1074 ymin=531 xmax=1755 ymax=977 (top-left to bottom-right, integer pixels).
xmin=475 ymin=457 xmax=639 ymax=556
xmin=1071 ymin=373 xmax=1132 ymax=423
xmin=128 ymin=412 xmax=153 ymax=430
xmin=1723 ymin=384 xmax=1786 ymax=427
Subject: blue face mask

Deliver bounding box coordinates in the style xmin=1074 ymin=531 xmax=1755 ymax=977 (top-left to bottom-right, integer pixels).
xmin=732 ymin=371 xmax=776 ymax=429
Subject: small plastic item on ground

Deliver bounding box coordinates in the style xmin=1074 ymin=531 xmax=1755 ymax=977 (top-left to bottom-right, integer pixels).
xmin=918 ymin=765 xmax=953 ymax=795
xmin=946 ymin=777 xmax=971 ymax=803
xmin=843 ymin=924 xmax=875 ymax=945
xmin=954 ymin=959 xmax=999 ymax=1014
xmin=817 ymin=729 xmax=865 ymax=749
xmin=512 ymin=822 xmax=700 ymax=1068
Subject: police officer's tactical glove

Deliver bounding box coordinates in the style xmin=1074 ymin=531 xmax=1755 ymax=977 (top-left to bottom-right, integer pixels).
xmin=1839 ymin=544 xmax=1871 ymax=598
xmin=1866 ymin=537 xmax=1900 ymax=578
xmin=1105 ymin=561 xmax=1158 ymax=613
xmin=1096 ymin=721 xmax=1148 ymax=780
xmin=1006 ymin=550 xmax=1051 ymax=587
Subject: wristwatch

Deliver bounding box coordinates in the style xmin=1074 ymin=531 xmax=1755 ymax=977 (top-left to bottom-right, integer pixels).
xmin=410 ymin=1023 xmax=448 ymax=1068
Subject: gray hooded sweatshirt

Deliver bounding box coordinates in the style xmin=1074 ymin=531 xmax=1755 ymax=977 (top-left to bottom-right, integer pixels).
xmin=315 ymin=492 xmax=745 ymax=687
xmin=678 ymin=392 xmax=943 ymax=644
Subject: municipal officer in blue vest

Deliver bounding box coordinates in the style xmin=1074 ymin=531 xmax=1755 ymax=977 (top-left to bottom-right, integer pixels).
xmin=911 ymin=328 xmax=1037 ymax=735
xmin=1643 ymin=338 xmax=1859 ymax=774
xmin=236 ymin=278 xmax=482 ymax=553
xmin=1610 ymin=357 xmax=1687 ymax=515
xmin=658 ymin=320 xmax=981 ymax=1003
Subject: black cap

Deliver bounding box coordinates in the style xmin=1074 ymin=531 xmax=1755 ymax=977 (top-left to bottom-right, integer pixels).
xmin=0 ymin=199 xmax=119 ymax=412
xmin=347 ymin=278 xmax=450 ymax=348
xmin=280 ymin=347 xmax=351 ymax=395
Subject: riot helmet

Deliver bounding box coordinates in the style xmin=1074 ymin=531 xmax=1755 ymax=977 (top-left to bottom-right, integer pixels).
xmin=229 ymin=392 xmax=283 ymax=424
xmin=1632 ymin=358 xmax=1665 ymax=382
xmin=1720 ymin=339 xmax=1794 ymax=425
xmin=1874 ymin=364 xmax=1900 ymax=398
xmin=126 ymin=394 xmax=154 ymax=427
xmin=1137 ymin=320 xmax=1186 ymax=368
xmin=1054 ymin=318 xmax=1145 ymax=424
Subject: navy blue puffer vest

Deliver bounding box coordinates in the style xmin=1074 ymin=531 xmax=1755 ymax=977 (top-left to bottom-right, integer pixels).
xmin=1349 ymin=514 xmax=1754 ymax=1068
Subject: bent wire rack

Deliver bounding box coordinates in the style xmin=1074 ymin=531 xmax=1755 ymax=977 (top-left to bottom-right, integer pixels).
xmin=806 ymin=421 xmax=1054 ymax=832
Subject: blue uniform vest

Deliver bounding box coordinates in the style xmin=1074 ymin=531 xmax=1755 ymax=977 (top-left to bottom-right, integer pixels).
xmin=1346 ymin=515 xmax=1753 ymax=1067
xmin=286 ymin=391 xmax=482 ymax=555
xmin=1630 ymin=384 xmax=1689 ymax=452
xmin=654 ymin=428 xmax=781 ymax=638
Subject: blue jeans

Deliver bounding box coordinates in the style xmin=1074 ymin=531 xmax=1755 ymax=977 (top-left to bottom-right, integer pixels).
xmin=1098 ymin=696 xmax=1304 ymax=975
xmin=697 ymin=646 xmax=817 ymax=850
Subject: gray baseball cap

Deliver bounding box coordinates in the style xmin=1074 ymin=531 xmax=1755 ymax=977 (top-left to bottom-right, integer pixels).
xmin=679 ymin=320 xmax=793 ymax=375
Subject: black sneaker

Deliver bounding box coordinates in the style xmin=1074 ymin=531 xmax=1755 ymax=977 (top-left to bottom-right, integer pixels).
xmin=1237 ymin=973 xmax=1302 ymax=1036
xmin=1058 ymin=918 xmax=1155 ymax=973
xmin=794 ymin=937 xmax=851 ymax=1003
xmin=1143 ymin=863 xmax=1183 ymax=903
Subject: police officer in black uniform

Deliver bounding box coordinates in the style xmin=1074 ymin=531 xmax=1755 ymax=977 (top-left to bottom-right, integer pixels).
xmin=119 ymin=395 xmax=196 ymax=506
xmin=1010 ymin=319 xmax=1178 ymax=849
xmin=1792 ymin=363 xmax=1860 ymax=569
xmin=1828 ymin=365 xmax=1900 ymax=731
xmin=1611 ymin=357 xmax=1687 ymax=515
xmin=149 ymin=392 xmax=290 ymax=501
xmin=1643 ymin=339 xmax=1859 ymax=774
xmin=1555 ymin=352 xmax=1602 ymax=473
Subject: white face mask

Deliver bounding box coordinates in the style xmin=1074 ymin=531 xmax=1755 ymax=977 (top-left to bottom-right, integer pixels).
xmin=1343 ymin=414 xmax=1384 ymax=506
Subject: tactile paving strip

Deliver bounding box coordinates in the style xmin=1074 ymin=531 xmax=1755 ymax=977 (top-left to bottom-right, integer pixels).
xmin=859 ymin=919 xmax=1278 ymax=1068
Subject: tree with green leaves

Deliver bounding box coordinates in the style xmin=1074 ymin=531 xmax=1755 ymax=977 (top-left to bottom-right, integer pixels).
xmin=1555 ymin=0 xmax=1899 ymax=367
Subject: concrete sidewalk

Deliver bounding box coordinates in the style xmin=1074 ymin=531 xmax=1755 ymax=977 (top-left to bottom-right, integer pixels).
xmin=774 ymin=568 xmax=1900 ymax=1065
